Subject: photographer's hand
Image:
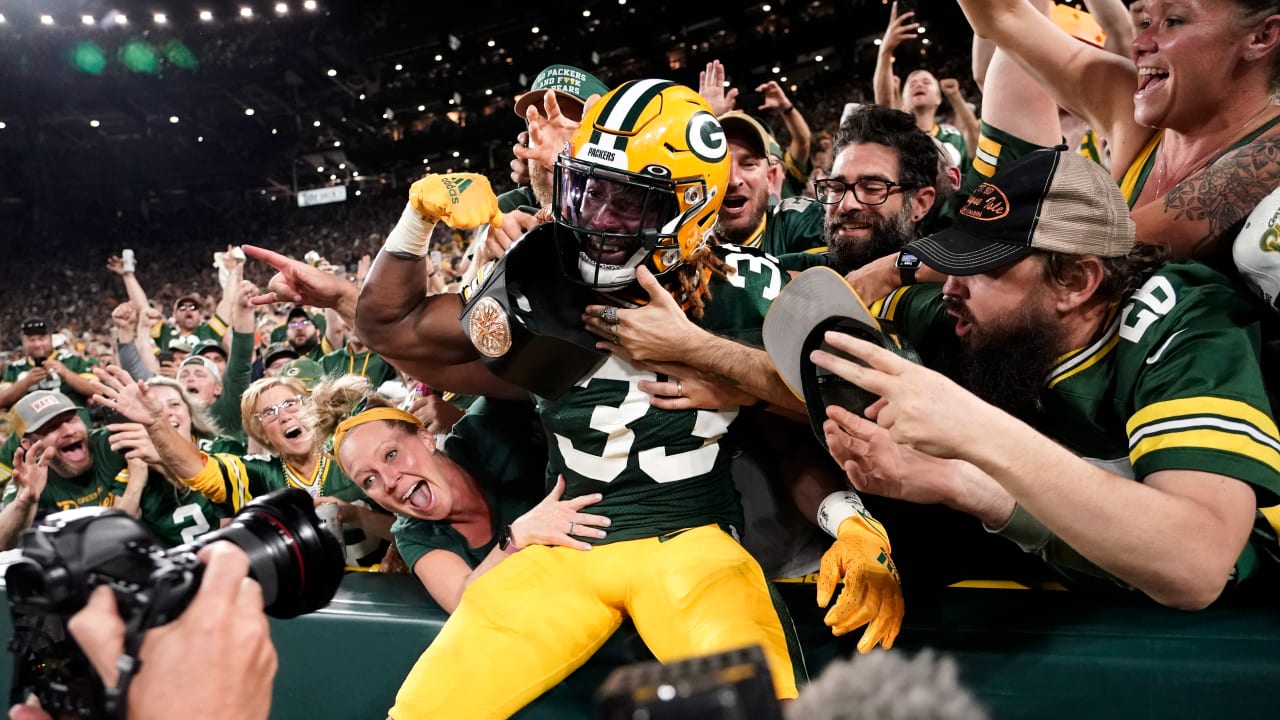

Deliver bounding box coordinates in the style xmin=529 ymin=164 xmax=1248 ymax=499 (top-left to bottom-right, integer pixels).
xmin=66 ymin=543 xmax=276 ymax=720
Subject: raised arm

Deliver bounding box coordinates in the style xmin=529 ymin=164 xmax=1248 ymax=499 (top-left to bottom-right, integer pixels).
xmin=1082 ymin=0 xmax=1136 ymax=58
xmin=873 ymin=3 xmax=919 ymax=107
xmin=758 ymin=81 xmax=811 ymax=172
xmin=106 ymin=253 xmax=152 ymax=313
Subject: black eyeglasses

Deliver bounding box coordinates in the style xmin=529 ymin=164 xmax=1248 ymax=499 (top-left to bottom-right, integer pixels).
xmin=813 ymin=178 xmax=913 ymax=206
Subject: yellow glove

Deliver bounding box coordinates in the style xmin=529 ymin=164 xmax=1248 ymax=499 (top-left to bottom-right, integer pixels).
xmin=409 ymin=173 xmax=504 ymax=229
xmin=816 ymin=513 xmax=903 ymax=653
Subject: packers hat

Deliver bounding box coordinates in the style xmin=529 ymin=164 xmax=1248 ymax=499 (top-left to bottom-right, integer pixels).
xmin=193 ymin=339 xmax=228 ymax=360
xmin=279 ymin=357 xmax=323 ymax=391
xmin=513 ymin=64 xmax=609 ymax=122
xmin=718 ymin=111 xmax=784 ymax=160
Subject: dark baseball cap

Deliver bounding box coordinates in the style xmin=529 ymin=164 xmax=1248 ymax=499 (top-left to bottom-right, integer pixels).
xmin=21 ymin=318 xmax=50 ymax=336
xmin=263 ymin=342 xmax=300 ymax=368
xmin=193 ymin=339 xmax=228 ymax=360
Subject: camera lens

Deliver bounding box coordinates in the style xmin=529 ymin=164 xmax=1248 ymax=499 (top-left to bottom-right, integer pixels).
xmin=182 ymin=488 xmax=345 ymax=618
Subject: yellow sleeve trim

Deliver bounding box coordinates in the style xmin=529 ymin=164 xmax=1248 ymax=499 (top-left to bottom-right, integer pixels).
xmin=1119 ymin=130 xmax=1163 ymax=203
xmin=1130 ymin=428 xmax=1280 ymax=475
xmin=181 ymin=453 xmax=231 ymax=505
xmin=1127 ymin=397 xmax=1280 ymax=440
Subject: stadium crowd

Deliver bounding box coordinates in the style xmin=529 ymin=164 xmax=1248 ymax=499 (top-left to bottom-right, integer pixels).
xmin=4 ymin=0 xmax=1280 ymax=718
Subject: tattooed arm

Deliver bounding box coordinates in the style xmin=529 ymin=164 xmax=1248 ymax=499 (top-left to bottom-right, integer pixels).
xmin=1132 ymin=133 xmax=1280 ymax=260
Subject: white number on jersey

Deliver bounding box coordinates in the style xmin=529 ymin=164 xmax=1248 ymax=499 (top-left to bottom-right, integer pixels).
xmin=173 ymin=503 xmax=212 ymax=545
xmin=1119 ymin=275 xmax=1177 ymax=343
xmin=555 ymin=356 xmax=734 ymax=484
xmin=723 ymin=250 xmax=782 ymax=301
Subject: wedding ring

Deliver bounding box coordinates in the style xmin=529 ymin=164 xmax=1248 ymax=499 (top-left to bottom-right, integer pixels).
xmin=600 ymin=307 xmax=619 ymax=325
xmin=569 ymin=522 xmax=577 ymax=535
xmin=676 ymin=380 xmax=684 ymax=397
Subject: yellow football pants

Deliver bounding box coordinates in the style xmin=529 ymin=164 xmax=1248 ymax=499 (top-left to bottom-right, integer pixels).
xmin=389 ymin=524 xmax=798 ymax=720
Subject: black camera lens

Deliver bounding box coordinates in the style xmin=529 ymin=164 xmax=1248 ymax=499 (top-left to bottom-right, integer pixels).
xmin=184 ymin=488 xmax=345 ymax=618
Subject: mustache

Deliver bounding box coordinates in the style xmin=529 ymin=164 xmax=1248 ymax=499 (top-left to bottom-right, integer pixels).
xmin=828 ymin=211 xmax=887 ymax=227
xmin=943 ymin=296 xmax=975 ymax=324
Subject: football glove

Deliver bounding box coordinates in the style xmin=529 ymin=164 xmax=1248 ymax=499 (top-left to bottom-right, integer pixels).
xmin=816 ymin=513 xmax=903 ymax=653
xmin=409 ymin=173 xmax=504 ymax=229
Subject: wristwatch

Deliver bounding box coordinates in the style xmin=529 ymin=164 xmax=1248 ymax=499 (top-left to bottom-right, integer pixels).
xmin=895 ymin=250 xmax=922 ymax=286
xmin=497 ymin=524 xmax=520 ymax=552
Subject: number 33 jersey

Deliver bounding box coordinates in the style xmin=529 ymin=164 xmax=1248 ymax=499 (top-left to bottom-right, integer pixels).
xmin=537 ymin=244 xmax=787 ymax=544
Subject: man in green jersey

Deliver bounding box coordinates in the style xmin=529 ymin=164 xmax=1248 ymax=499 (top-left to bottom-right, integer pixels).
xmin=0 ymin=318 xmax=99 ymax=412
xmin=790 ymin=148 xmax=1280 ymax=609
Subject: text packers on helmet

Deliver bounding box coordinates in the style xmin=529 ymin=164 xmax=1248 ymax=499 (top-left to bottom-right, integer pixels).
xmin=553 ymin=79 xmax=731 ymax=290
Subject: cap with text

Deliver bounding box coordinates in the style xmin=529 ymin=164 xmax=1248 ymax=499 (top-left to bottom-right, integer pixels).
xmin=16 ymin=390 xmax=80 ymax=436
xmin=513 ymin=64 xmax=609 ymax=122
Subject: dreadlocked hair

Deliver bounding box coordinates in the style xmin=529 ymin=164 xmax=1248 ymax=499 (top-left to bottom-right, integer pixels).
xmin=669 ymin=241 xmax=732 ymax=321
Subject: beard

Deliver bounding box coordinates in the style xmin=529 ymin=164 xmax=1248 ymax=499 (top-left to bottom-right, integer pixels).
xmin=825 ymin=202 xmax=916 ymax=274
xmin=937 ymin=298 xmax=1062 ymax=420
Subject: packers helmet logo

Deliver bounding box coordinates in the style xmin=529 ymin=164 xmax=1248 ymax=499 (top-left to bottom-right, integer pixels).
xmin=686 ymin=111 xmax=727 ymax=163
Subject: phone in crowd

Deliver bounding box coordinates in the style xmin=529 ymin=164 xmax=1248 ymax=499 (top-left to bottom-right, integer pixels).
xmin=897 ymin=0 xmax=918 ymax=16
xmin=157 ymin=351 xmax=175 ymax=365
xmin=430 ymin=250 xmax=443 ymax=267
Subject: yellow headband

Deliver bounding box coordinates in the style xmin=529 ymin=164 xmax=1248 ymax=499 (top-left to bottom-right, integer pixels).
xmin=331 ymin=407 xmax=423 ymax=475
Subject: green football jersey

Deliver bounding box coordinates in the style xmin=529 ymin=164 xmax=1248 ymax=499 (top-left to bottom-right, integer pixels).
xmin=538 ymin=244 xmax=787 ymax=544
xmin=1 ymin=428 xmax=122 ymax=515
xmin=112 ymin=470 xmax=228 ymax=548
xmin=206 ymin=452 xmax=387 ymax=566
xmin=151 ymin=318 xmax=227 ymax=351
xmin=741 ymin=196 xmax=826 ymax=258
xmin=393 ymin=398 xmax=545 ymax=572
xmin=321 ymin=345 xmax=399 ymax=387
xmin=931 ymin=122 xmax=969 ymax=170
xmin=496 ymin=185 xmax=539 ymax=214
xmin=876 ymin=262 xmax=1280 ymax=584
xmin=2 ymin=351 xmax=99 ymax=410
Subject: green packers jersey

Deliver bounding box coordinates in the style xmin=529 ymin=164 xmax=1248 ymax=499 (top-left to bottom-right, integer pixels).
xmin=393 ymin=398 xmax=545 ymax=572
xmin=2 ymin=351 xmax=99 ymax=409
xmin=321 ymin=346 xmax=399 ymax=388
xmin=741 ymin=196 xmax=825 ymax=258
xmin=931 ymin=123 xmax=969 ymax=170
xmin=496 ymin=185 xmax=539 ymax=214
xmin=538 ymin=244 xmax=787 ymax=544
xmin=775 ymin=249 xmax=834 ymax=274
xmin=779 ymin=150 xmax=812 ymax=201
xmin=0 ymin=433 xmax=18 ymax=485
xmin=206 ymin=452 xmax=387 ymax=566
xmin=876 ymin=262 xmax=1280 ymax=584
xmin=151 ymin=318 xmax=227 ymax=351
xmin=1 ymin=428 xmax=122 ymax=515
xmin=113 ymin=470 xmax=228 ymax=548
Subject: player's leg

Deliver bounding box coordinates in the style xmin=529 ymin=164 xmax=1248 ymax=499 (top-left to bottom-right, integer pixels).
xmin=388 ymin=545 xmax=623 ymax=720
xmin=624 ymin=525 xmax=800 ymax=699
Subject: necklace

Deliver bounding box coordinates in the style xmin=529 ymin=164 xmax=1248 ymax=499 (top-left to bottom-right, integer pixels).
xmin=284 ymin=454 xmax=328 ymax=498
xmin=1153 ymin=103 xmax=1276 ymax=199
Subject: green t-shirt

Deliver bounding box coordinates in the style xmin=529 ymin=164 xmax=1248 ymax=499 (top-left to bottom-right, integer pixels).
xmin=875 ymin=262 xmax=1280 ymax=586
xmin=320 ymin=346 xmax=399 ymax=388
xmin=496 ymin=186 xmax=539 ymax=214
xmin=2 ymin=428 xmax=123 ymax=515
xmin=205 ymin=451 xmax=387 ymax=566
xmin=2 ymin=351 xmax=99 ymax=410
xmin=537 ymin=244 xmax=787 ymax=544
xmin=392 ymin=398 xmax=546 ymax=572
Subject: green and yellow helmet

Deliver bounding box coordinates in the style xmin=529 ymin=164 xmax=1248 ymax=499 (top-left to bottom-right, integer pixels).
xmin=554 ymin=79 xmax=730 ymax=290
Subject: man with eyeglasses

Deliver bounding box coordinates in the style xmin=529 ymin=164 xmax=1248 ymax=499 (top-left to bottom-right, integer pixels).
xmin=280 ymin=306 xmax=332 ymax=362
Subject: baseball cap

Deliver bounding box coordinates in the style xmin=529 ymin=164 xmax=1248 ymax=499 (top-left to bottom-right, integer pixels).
xmin=178 ymin=355 xmax=221 ymax=378
xmin=279 ymin=357 xmax=323 ymax=391
xmin=173 ymin=294 xmax=202 ymax=311
xmin=286 ymin=306 xmax=313 ymax=323
xmin=193 ymin=339 xmax=228 ymax=360
xmin=761 ymin=267 xmax=920 ymax=449
xmin=16 ymin=390 xmax=80 ymax=436
xmin=513 ymin=64 xmax=609 ymax=122
xmin=904 ymin=147 xmax=1135 ymax=276
xmin=20 ymin=317 xmax=50 ymax=336
xmin=719 ymin=111 xmax=785 ymax=160
xmin=263 ymin=342 xmax=300 ymax=368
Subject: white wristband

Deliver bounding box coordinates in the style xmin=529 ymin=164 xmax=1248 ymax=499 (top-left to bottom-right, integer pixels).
xmin=817 ymin=490 xmax=867 ymax=538
xmin=383 ymin=203 xmax=434 ymax=259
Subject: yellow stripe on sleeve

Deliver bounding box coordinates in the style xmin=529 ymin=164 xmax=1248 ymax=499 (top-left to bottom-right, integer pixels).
xmin=182 ymin=453 xmax=231 ymax=505
xmin=1130 ymin=428 xmax=1280 ymax=475
xmin=1127 ymin=397 xmax=1280 ymax=440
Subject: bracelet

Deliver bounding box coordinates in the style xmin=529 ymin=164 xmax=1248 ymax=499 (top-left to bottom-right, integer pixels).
xmin=780 ymin=104 xmax=795 ymax=114
xmin=817 ymin=490 xmax=867 ymax=538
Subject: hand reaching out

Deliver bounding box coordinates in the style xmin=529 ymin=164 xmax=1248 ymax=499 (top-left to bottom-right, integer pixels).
xmin=698 ymin=60 xmax=738 ymax=115
xmin=880 ymin=2 xmax=921 ymax=55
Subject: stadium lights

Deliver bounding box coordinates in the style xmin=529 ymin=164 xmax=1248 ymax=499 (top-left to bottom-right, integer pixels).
xmin=197 ymin=135 xmax=204 ymax=142
xmin=487 ymin=39 xmax=495 ymax=47
xmin=484 ymin=88 xmax=493 ymax=95
xmin=917 ymin=26 xmax=926 ymax=33
xmin=82 ymin=15 xmax=95 ymax=25
xmin=40 ymin=14 xmax=54 ymax=25
xmin=359 ymin=93 xmax=366 ymax=100
xmin=771 ymin=65 xmax=780 ymax=73
xmin=422 ymin=158 xmax=429 ymax=164
xmin=116 ymin=13 xmax=128 ymax=25
xmin=763 ymin=4 xmax=772 ymax=11
xmin=619 ymin=0 xmax=626 ymax=5
xmin=417 ymin=104 xmax=426 ymax=111
xmin=329 ymin=174 xmax=337 ymax=180
xmin=0 ymin=14 xmax=6 ymax=24
xmin=451 ymin=150 xmax=460 ymax=158
xmin=200 ymin=10 xmax=213 ymax=21
xmin=316 ymin=166 xmax=324 ymax=172
xmin=326 ymin=68 xmax=337 ymax=77
xmin=394 ymin=63 xmax=403 ymax=71
xmin=583 ymin=9 xmax=591 ymax=17
xmin=338 ymin=163 xmax=346 ymax=169
xmin=271 ymin=128 xmax=278 ymax=134
xmin=531 ymin=26 xmax=539 ymax=33
xmin=240 ymin=7 xmax=253 ymax=19
xmin=154 ymin=13 xmax=167 ymax=25
xmin=353 ymin=172 xmax=360 ymax=178
xmin=815 ymin=54 xmax=824 ymax=62
xmin=355 ymin=190 xmax=362 ymax=196
xmin=333 ymin=140 xmax=341 ymax=147
xmin=303 ymin=0 xmax=318 ymax=10
xmin=244 ymin=108 xmax=255 ymax=116
xmin=434 ymin=54 xmax=442 ymax=61
xmin=0 ymin=121 xmax=6 ymax=129
xmin=312 ymin=119 xmax=321 ymax=127
xmin=275 ymin=3 xmax=289 ymax=14
xmin=169 ymin=115 xmax=179 ymax=124
xmin=89 ymin=119 xmax=100 ymax=127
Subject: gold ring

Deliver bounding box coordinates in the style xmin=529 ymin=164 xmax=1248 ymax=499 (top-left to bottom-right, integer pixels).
xmin=676 ymin=380 xmax=684 ymax=397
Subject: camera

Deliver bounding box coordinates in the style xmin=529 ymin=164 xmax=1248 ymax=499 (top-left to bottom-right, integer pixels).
xmin=6 ymin=488 xmax=345 ymax=718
